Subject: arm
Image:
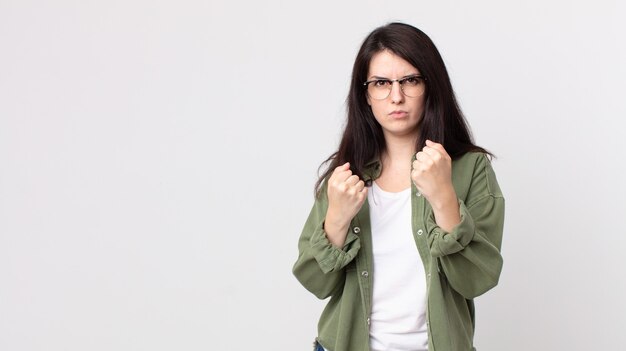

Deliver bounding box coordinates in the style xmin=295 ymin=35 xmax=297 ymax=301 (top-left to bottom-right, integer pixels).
xmin=412 ymin=139 xmax=462 ymax=232
xmin=292 ymin=183 xmax=362 ymax=299
xmin=293 ymin=162 xmax=368 ymax=299
xmin=427 ymin=154 xmax=505 ymax=299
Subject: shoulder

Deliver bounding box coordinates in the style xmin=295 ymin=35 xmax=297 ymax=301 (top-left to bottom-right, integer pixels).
xmin=451 ymin=152 xmax=503 ymax=204
xmin=451 ymin=151 xmax=488 ymax=180
xmin=452 ymin=151 xmax=487 ymax=167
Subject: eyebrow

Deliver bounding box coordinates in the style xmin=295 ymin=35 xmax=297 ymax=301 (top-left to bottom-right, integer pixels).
xmin=368 ymin=73 xmax=421 ymax=80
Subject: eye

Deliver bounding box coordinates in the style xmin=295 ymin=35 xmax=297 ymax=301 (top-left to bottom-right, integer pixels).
xmin=403 ymin=76 xmax=421 ymax=86
xmin=373 ymin=79 xmax=391 ymax=87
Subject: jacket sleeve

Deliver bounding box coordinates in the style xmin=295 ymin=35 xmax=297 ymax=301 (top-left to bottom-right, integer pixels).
xmin=292 ymin=182 xmax=362 ymax=299
xmin=427 ymin=154 xmax=505 ymax=299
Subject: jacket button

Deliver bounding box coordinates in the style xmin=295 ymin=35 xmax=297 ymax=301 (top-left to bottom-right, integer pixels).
xmin=416 ymin=191 xmax=422 ymax=197
xmin=366 ymin=317 xmax=371 ymax=326
xmin=417 ymin=229 xmax=424 ymax=236
xmin=361 ymin=270 xmax=369 ymax=277
xmin=353 ymin=226 xmax=361 ymax=234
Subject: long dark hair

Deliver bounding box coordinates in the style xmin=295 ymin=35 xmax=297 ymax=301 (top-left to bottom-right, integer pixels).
xmin=315 ymin=22 xmax=491 ymax=195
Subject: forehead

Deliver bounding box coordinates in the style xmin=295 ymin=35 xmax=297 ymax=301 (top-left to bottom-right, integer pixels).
xmin=367 ymin=50 xmax=419 ymax=78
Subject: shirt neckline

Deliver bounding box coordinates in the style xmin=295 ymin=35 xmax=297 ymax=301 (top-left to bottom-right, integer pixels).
xmin=371 ymin=181 xmax=411 ymax=199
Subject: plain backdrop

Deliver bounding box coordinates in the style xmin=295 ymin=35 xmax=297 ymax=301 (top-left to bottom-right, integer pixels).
xmin=1 ymin=1 xmax=625 ymax=350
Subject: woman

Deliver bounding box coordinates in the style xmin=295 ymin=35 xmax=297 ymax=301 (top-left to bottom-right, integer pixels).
xmin=293 ymin=22 xmax=505 ymax=351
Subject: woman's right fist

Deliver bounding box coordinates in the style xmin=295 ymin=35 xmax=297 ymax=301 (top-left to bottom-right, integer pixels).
xmin=324 ymin=162 xmax=368 ymax=246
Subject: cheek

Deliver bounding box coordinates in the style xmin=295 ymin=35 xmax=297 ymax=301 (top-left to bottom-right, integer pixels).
xmin=412 ymin=98 xmax=426 ymax=116
xmin=370 ymin=103 xmax=385 ymax=122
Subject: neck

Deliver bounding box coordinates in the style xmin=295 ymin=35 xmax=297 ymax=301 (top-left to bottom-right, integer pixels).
xmin=382 ymin=132 xmax=419 ymax=166
xmin=374 ymin=132 xmax=418 ymax=192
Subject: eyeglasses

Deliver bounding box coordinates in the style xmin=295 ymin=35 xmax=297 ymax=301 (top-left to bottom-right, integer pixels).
xmin=363 ymin=75 xmax=427 ymax=100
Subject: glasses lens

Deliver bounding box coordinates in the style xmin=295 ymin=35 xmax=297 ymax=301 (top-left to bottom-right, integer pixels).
xmin=401 ymin=77 xmax=425 ymax=97
xmin=367 ymin=80 xmax=391 ymax=100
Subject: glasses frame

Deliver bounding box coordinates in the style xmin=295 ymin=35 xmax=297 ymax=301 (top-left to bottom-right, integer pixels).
xmin=363 ymin=75 xmax=427 ymax=100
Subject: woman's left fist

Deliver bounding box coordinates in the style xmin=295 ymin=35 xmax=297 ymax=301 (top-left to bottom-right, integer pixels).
xmin=411 ymin=139 xmax=453 ymax=202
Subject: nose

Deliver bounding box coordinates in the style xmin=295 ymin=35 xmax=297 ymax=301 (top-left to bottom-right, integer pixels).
xmin=389 ymin=81 xmax=404 ymax=103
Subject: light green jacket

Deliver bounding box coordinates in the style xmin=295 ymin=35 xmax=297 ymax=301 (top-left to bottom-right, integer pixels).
xmin=293 ymin=152 xmax=505 ymax=351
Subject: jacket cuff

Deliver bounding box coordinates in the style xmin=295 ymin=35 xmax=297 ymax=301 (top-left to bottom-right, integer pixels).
xmin=309 ymin=221 xmax=361 ymax=274
xmin=429 ymin=199 xmax=475 ymax=257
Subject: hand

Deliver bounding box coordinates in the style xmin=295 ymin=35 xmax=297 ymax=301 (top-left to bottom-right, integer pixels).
xmin=411 ymin=140 xmax=460 ymax=231
xmin=325 ymin=162 xmax=368 ymax=247
xmin=411 ymin=140 xmax=454 ymax=206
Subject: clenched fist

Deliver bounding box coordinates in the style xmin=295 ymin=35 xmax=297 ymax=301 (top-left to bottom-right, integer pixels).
xmin=324 ymin=162 xmax=368 ymax=247
xmin=411 ymin=140 xmax=460 ymax=232
xmin=411 ymin=140 xmax=453 ymax=201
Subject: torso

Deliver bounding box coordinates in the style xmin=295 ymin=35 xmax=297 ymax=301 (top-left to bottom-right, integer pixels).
xmin=367 ymin=182 xmax=428 ymax=351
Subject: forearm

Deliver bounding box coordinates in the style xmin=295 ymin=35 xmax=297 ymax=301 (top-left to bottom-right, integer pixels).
xmin=293 ymin=207 xmax=361 ymax=299
xmin=324 ymin=208 xmax=351 ymax=247
xmin=428 ymin=195 xmax=505 ymax=298
xmin=293 ymin=249 xmax=347 ymax=299
xmin=430 ymin=186 xmax=461 ymax=232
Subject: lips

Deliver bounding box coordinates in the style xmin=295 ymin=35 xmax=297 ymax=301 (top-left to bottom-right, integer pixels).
xmin=389 ymin=110 xmax=408 ymax=117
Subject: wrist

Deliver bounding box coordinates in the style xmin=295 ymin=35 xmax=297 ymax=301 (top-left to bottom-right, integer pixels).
xmin=429 ymin=187 xmax=458 ymax=211
xmin=324 ymin=216 xmax=350 ymax=236
xmin=324 ymin=208 xmax=351 ymax=246
xmin=429 ymin=186 xmax=461 ymax=232
xmin=325 ymin=206 xmax=351 ymax=229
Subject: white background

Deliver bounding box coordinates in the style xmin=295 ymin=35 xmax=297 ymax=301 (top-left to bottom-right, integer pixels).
xmin=1 ymin=1 xmax=625 ymax=350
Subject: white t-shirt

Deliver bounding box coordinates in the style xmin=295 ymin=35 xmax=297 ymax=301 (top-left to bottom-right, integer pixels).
xmin=367 ymin=182 xmax=428 ymax=351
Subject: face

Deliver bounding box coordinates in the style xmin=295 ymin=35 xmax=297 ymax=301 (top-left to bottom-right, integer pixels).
xmin=366 ymin=50 xmax=425 ymax=140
